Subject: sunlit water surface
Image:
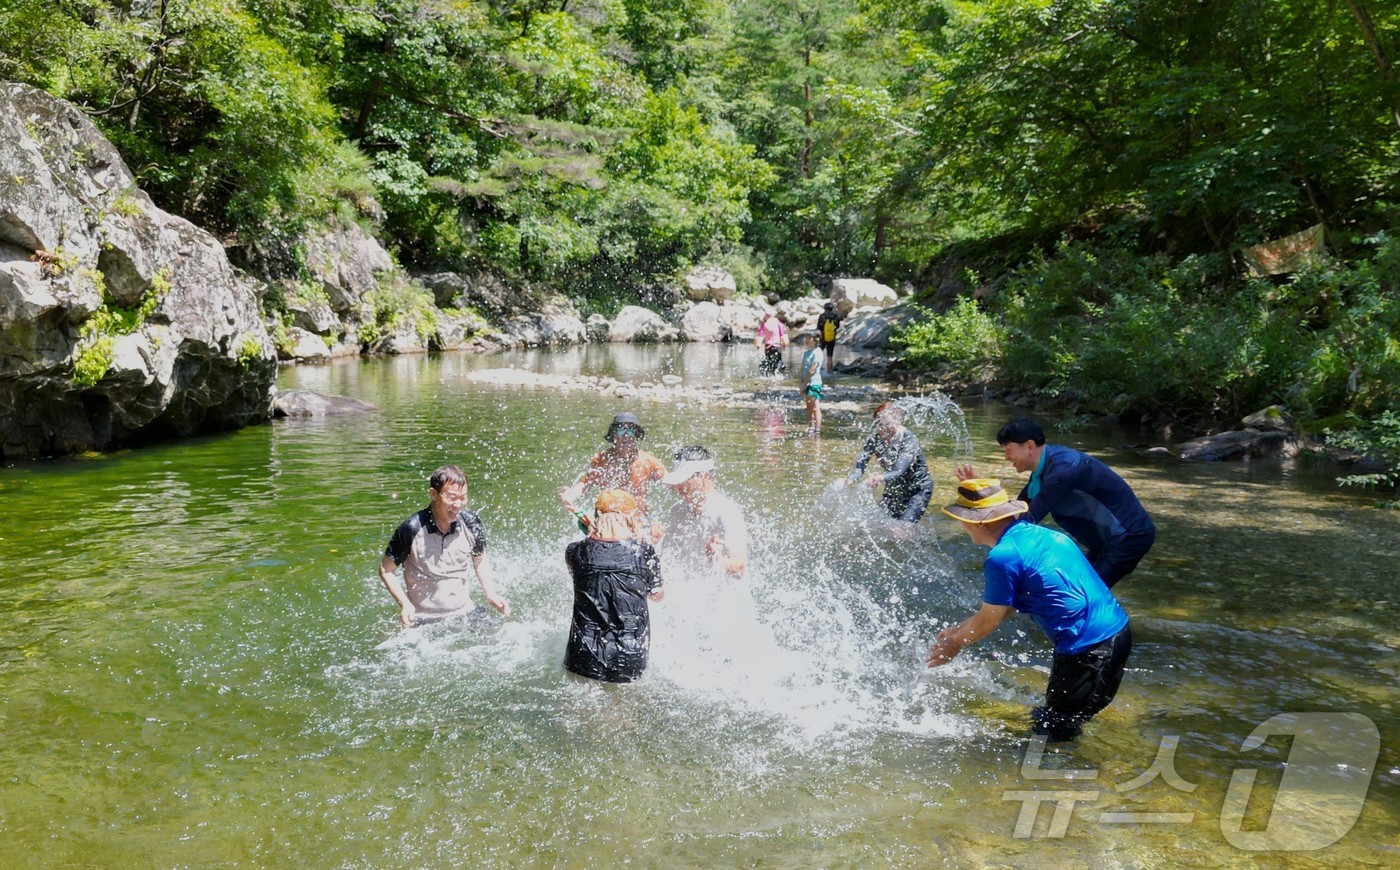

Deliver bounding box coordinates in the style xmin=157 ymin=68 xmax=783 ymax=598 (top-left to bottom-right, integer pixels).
xmin=1 ymin=344 xmax=1396 ymax=867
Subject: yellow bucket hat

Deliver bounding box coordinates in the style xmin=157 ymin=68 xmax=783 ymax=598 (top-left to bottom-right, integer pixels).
xmin=941 ymin=478 xmax=1029 ymax=524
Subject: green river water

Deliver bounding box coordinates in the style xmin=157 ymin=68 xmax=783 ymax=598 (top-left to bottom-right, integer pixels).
xmin=1 ymin=344 xmax=1396 ymax=868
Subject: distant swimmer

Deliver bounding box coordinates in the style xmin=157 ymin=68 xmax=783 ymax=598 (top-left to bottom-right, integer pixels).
xmin=379 ymin=465 xmax=510 ymax=628
xmin=563 ymin=490 xmax=665 ymax=683
xmin=560 ymin=412 xmax=666 ymax=540
xmin=926 ymin=479 xmax=1132 ymax=743
xmin=957 ymin=416 xmax=1155 ymax=587
xmin=846 ymin=401 xmax=934 ymax=522
xmin=661 ymin=445 xmax=748 ymax=580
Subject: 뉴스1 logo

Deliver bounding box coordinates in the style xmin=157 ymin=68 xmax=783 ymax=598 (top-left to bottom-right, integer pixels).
xmin=1003 ymin=712 xmax=1380 ymax=849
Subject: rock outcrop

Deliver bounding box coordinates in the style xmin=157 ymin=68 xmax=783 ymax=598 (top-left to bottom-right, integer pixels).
xmin=498 ymin=296 xmax=587 ymax=346
xmin=1178 ymin=428 xmax=1297 ymax=462
xmin=1177 ymin=406 xmax=1302 ymax=461
xmin=416 ymin=270 xmax=523 ymax=317
xmin=683 ymin=265 xmax=737 ymax=303
xmin=775 ymin=296 xmax=826 ymax=333
xmin=0 ymin=83 xmax=275 ymax=459
xmin=272 ymin=389 xmax=377 ymax=418
xmin=286 ymin=328 xmax=333 ymax=363
xmin=609 ymin=306 xmax=680 ymax=342
xmin=301 ymin=222 xmax=394 ymax=315
xmin=827 ymin=278 xmax=899 ymax=316
xmin=840 ymin=303 xmax=920 ymax=348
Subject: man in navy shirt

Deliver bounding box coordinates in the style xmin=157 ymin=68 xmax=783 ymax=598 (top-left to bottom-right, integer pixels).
xmin=958 ymin=416 xmax=1155 ymax=587
xmin=926 ymin=478 xmax=1133 ymax=742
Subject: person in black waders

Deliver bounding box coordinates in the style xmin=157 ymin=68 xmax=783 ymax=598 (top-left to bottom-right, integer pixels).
xmin=846 ymin=401 xmax=934 ymax=522
xmin=563 ymin=490 xmax=665 ymax=683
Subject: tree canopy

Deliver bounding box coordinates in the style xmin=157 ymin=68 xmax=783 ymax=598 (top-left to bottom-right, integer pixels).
xmin=3 ymin=0 xmax=1397 ymax=427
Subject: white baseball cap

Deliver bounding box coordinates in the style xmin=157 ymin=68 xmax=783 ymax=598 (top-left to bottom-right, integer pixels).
xmin=662 ymin=458 xmax=714 ymax=485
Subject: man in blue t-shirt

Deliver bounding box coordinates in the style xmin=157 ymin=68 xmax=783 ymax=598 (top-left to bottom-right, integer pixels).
xmin=957 ymin=416 xmax=1155 ymax=587
xmin=926 ymin=478 xmax=1133 ymax=742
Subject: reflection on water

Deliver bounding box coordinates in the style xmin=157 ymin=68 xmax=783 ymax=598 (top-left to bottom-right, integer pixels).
xmin=0 ymin=344 xmax=1395 ymax=866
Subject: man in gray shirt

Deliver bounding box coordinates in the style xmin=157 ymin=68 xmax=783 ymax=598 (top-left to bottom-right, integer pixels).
xmin=379 ymin=465 xmax=511 ymax=627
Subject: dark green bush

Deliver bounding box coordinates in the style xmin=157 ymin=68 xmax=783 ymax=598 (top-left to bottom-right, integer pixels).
xmin=896 ymin=239 xmax=1396 ymax=428
xmin=891 ymin=296 xmax=1004 ymax=382
xmin=1329 ymin=411 xmax=1400 ymax=507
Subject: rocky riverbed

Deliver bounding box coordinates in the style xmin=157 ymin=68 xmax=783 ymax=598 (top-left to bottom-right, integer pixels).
xmin=463 ymin=367 xmax=881 ymax=413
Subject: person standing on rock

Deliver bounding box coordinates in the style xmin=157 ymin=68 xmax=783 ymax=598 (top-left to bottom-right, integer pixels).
xmin=379 ymin=465 xmax=511 ymax=628
xmin=560 ymin=412 xmax=667 ymax=539
xmin=816 ymin=301 xmax=841 ymax=372
xmin=956 ymin=416 xmax=1155 ymax=588
xmin=754 ymin=309 xmax=788 ymax=376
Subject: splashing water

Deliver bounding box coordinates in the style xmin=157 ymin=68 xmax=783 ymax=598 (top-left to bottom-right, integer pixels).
xmin=889 ymin=391 xmax=975 ymax=462
xmin=320 ymin=367 xmax=1005 ymax=775
xmin=333 ymin=513 xmax=994 ymax=760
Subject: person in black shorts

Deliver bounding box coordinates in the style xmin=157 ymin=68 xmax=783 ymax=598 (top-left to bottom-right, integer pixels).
xmin=927 ymin=478 xmax=1133 ymax=743
xmin=564 ymin=490 xmax=665 ymax=683
xmin=816 ymin=301 xmax=841 ymax=372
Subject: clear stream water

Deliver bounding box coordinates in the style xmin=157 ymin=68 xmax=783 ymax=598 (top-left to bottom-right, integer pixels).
xmin=0 ymin=344 xmax=1395 ymax=867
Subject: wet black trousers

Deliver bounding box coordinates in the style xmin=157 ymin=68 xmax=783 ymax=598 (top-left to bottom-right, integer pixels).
xmin=1032 ymin=624 xmax=1133 ymax=742
xmin=1092 ymin=529 xmax=1156 ymax=588
xmin=881 ymin=485 xmax=934 ymax=522
xmin=759 ymin=346 xmax=784 ymax=375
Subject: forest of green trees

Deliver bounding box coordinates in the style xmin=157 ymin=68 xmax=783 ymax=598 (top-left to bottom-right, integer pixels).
xmin=3 ymin=0 xmax=1397 ymax=484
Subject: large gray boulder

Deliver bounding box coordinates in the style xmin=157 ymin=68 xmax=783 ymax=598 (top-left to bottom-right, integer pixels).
xmin=272 ymin=389 xmax=376 ymax=418
xmin=585 ymin=313 xmax=611 ymax=343
xmin=432 ymin=310 xmax=489 ymax=351
xmin=286 ymin=328 xmax=332 ymax=363
xmin=840 ymin=304 xmax=921 ymax=348
xmin=498 ymin=295 xmax=586 ymax=346
xmin=0 ymin=83 xmax=275 ymax=459
xmin=609 ymin=306 xmax=680 ymax=342
xmin=719 ymin=299 xmax=764 ymax=341
xmin=680 ymin=301 xmax=727 ymax=342
xmin=830 ymin=278 xmax=899 ymax=317
xmin=776 ymin=297 xmax=824 ymax=332
xmin=1241 ymin=405 xmax=1293 ymax=432
xmin=684 ymin=266 xmax=737 ymax=303
xmin=1178 ymin=429 xmax=1297 ymax=462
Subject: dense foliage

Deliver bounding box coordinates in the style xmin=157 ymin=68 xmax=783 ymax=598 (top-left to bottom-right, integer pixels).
xmin=3 ymin=0 xmax=1397 ymax=481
